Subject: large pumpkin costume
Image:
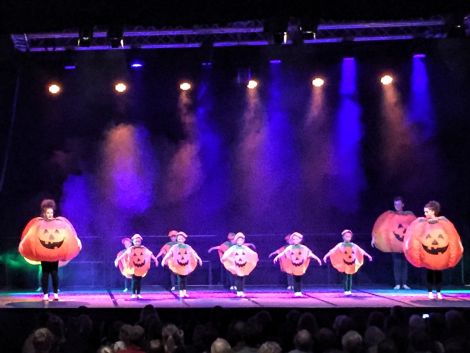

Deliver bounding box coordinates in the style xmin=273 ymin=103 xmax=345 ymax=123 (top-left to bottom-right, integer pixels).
xmin=329 ymin=242 xmax=365 ymax=275
xmin=19 ymin=216 xmax=82 ymax=263
xmin=222 ymin=244 xmax=258 ymax=276
xmin=166 ymin=243 xmax=199 ymax=276
xmin=404 ymin=217 xmax=463 ymax=270
xmin=127 ymin=246 xmax=154 ymax=277
xmin=372 ymin=211 xmax=416 ymax=253
xmin=280 ymin=244 xmax=314 ymax=276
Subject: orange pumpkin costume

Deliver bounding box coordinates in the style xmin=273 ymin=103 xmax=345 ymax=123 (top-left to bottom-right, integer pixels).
xmin=221 ymin=244 xmax=258 ymax=277
xmin=404 ymin=217 xmax=463 ymax=270
xmin=328 ymin=242 xmax=365 ymax=275
xmin=166 ymin=243 xmax=200 ymax=276
xmin=372 ymin=210 xmax=416 ymax=253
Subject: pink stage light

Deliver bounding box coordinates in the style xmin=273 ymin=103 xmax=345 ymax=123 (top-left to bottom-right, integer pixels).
xmin=312 ymin=77 xmax=325 ymax=87
xmin=180 ymin=82 xmax=192 ymax=91
xmin=247 ymin=79 xmax=258 ymax=89
xmin=380 ymin=75 xmax=394 ymax=85
xmin=114 ymin=82 xmax=127 ymax=93
xmin=48 ymin=83 xmax=61 ymax=94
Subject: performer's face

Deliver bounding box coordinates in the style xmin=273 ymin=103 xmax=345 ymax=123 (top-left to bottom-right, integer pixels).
xmin=424 ymin=207 xmax=435 ymax=219
xmin=394 ymin=200 xmax=404 ymax=212
xmin=44 ymin=208 xmax=54 ymax=220
xmin=133 ymin=238 xmax=142 ymax=246
xmin=123 ymin=240 xmax=132 ymax=248
xmin=170 ymin=235 xmax=177 ymax=242
xmin=177 ymin=235 xmax=186 ymax=243
xmin=342 ymin=232 xmax=353 ymax=242
xmin=291 ymin=235 xmax=301 ymax=245
xmin=236 ymin=237 xmax=245 ymax=245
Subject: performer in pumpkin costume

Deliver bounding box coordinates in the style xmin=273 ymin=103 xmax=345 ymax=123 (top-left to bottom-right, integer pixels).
xmin=114 ymin=234 xmax=158 ymax=299
xmin=273 ymin=232 xmax=322 ymax=297
xmin=114 ymin=237 xmax=133 ymax=292
xmin=221 ymin=232 xmax=258 ymax=297
xmin=208 ymin=232 xmax=237 ymax=290
xmin=269 ymin=234 xmax=295 ymax=290
xmin=155 ymin=230 xmax=179 ymax=290
xmin=404 ymin=200 xmax=463 ymax=300
xmin=161 ymin=231 xmax=203 ymax=298
xmin=371 ymin=196 xmax=416 ymax=290
xmin=323 ymin=229 xmax=373 ymax=296
xmin=19 ymin=199 xmax=82 ymax=301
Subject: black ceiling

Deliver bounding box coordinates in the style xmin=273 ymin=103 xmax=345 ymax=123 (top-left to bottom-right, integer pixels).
xmin=1 ymin=0 xmax=469 ymax=33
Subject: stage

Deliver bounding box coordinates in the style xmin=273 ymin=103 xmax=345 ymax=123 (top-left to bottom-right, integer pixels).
xmin=2 ymin=286 xmax=470 ymax=309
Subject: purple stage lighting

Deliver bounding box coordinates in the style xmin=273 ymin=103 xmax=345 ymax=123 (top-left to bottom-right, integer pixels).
xmin=130 ymin=62 xmax=143 ymax=68
xmin=413 ymin=53 xmax=426 ymax=58
xmin=269 ymin=59 xmax=282 ymax=64
xmin=64 ymin=65 xmax=76 ymax=70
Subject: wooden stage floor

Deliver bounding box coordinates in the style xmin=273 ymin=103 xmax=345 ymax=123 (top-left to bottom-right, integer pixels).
xmin=2 ymin=286 xmax=470 ymax=309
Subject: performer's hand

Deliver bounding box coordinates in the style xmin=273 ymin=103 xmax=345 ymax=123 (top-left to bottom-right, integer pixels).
xmin=273 ymin=256 xmax=279 ymax=264
xmin=114 ymin=260 xmax=118 ymax=267
xmin=367 ymin=255 xmax=373 ymax=261
xmin=323 ymin=256 xmax=328 ymax=263
xmin=198 ymin=259 xmax=203 ymax=266
xmin=154 ymin=260 xmax=159 ymax=267
xmin=316 ymin=258 xmax=322 ymax=266
xmin=268 ymin=252 xmax=276 ymax=258
xmin=161 ymin=260 xmax=165 ymax=267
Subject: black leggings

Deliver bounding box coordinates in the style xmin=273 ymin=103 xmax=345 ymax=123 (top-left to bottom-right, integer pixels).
xmin=344 ymin=274 xmax=353 ymax=291
xmin=41 ymin=261 xmax=59 ymax=294
xmin=178 ymin=275 xmax=187 ymax=290
xmin=426 ymin=270 xmax=443 ymax=292
xmin=293 ymin=275 xmax=302 ymax=292
xmin=235 ymin=276 xmax=245 ymax=291
xmin=132 ymin=275 xmax=142 ymax=294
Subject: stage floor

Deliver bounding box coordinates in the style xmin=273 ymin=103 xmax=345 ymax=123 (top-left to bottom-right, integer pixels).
xmin=2 ymin=286 xmax=470 ymax=309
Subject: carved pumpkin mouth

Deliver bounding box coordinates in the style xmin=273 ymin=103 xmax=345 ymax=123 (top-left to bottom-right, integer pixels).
xmin=343 ymin=259 xmax=355 ymax=265
xmin=235 ymin=260 xmax=247 ymax=267
xmin=393 ymin=232 xmax=405 ymax=242
xmin=177 ymin=259 xmax=189 ymax=266
xmin=292 ymin=258 xmax=304 ymax=267
xmin=133 ymin=261 xmax=145 ymax=267
xmin=40 ymin=239 xmax=64 ymax=249
xmin=422 ymin=244 xmax=449 ymax=255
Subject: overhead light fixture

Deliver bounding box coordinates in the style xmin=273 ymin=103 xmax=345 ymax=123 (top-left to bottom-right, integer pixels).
xmin=77 ymin=26 xmax=93 ymax=47
xmin=108 ymin=25 xmax=124 ymax=48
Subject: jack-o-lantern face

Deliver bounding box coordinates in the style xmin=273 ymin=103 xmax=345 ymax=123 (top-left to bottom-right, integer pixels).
xmin=234 ymin=249 xmax=248 ymax=267
xmin=329 ymin=243 xmax=364 ymax=275
xmin=404 ymin=217 xmax=463 ymax=270
xmin=222 ymin=245 xmax=258 ymax=276
xmin=176 ymin=248 xmax=190 ymax=266
xmin=372 ymin=211 xmax=417 ymax=253
xmin=19 ymin=217 xmax=82 ymax=263
xmin=129 ymin=246 xmax=152 ymax=277
xmin=168 ymin=244 xmax=198 ymax=276
xmin=283 ymin=245 xmax=312 ymax=276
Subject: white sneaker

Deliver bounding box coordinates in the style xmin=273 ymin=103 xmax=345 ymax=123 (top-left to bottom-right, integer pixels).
xmin=428 ymin=292 xmax=434 ymax=300
xmin=230 ymin=286 xmax=236 ymax=290
xmin=137 ymin=294 xmax=142 ymax=299
xmin=294 ymin=292 xmax=303 ymax=297
xmin=402 ymin=284 xmax=411 ymax=290
xmin=123 ymin=288 xmax=128 ymax=292
xmin=53 ymin=293 xmax=59 ymax=301
xmin=42 ymin=294 xmax=49 ymax=301
xmin=236 ymin=291 xmax=245 ymax=297
xmin=393 ymin=285 xmax=400 ymax=290
xmin=131 ymin=294 xmax=136 ymax=299
xmin=179 ymin=290 xmax=184 ymax=298
xmin=436 ymin=292 xmax=443 ymax=300
xmin=287 ymin=286 xmax=294 ymax=290
xmin=171 ymin=286 xmax=176 ymax=291
xmin=344 ymin=291 xmax=352 ymax=296
xmin=183 ymin=290 xmax=189 ymax=298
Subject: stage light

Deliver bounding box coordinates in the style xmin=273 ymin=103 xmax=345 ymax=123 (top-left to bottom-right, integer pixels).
xmin=381 ymin=75 xmax=394 ymax=85
xmin=48 ymin=83 xmax=61 ymax=94
xmin=64 ymin=65 xmax=76 ymax=70
xmin=269 ymin=59 xmax=282 ymax=64
xmin=180 ymin=82 xmax=191 ymax=91
xmin=77 ymin=26 xmax=93 ymax=47
xmin=108 ymin=26 xmax=124 ymax=48
xmin=413 ymin=53 xmax=426 ymax=58
xmin=114 ymin=82 xmax=127 ymax=93
xmin=130 ymin=61 xmax=143 ymax=69
xmin=247 ymin=80 xmax=258 ymax=89
xmin=312 ymin=77 xmax=325 ymax=87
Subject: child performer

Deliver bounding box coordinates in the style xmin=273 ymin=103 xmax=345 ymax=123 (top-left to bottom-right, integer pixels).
xmin=208 ymin=232 xmax=237 ymax=290
xmin=269 ymin=234 xmax=294 ymax=290
xmin=161 ymin=231 xmax=203 ymax=298
xmin=273 ymin=232 xmax=322 ymax=297
xmin=155 ymin=230 xmax=179 ymax=290
xmin=221 ymin=232 xmax=258 ymax=297
xmin=323 ymin=229 xmax=372 ymax=296
xmin=115 ymin=237 xmax=133 ymax=292
xmin=114 ymin=234 xmax=158 ymax=299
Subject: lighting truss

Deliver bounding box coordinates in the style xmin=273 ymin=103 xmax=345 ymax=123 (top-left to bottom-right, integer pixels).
xmin=9 ymin=17 xmax=460 ymax=53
